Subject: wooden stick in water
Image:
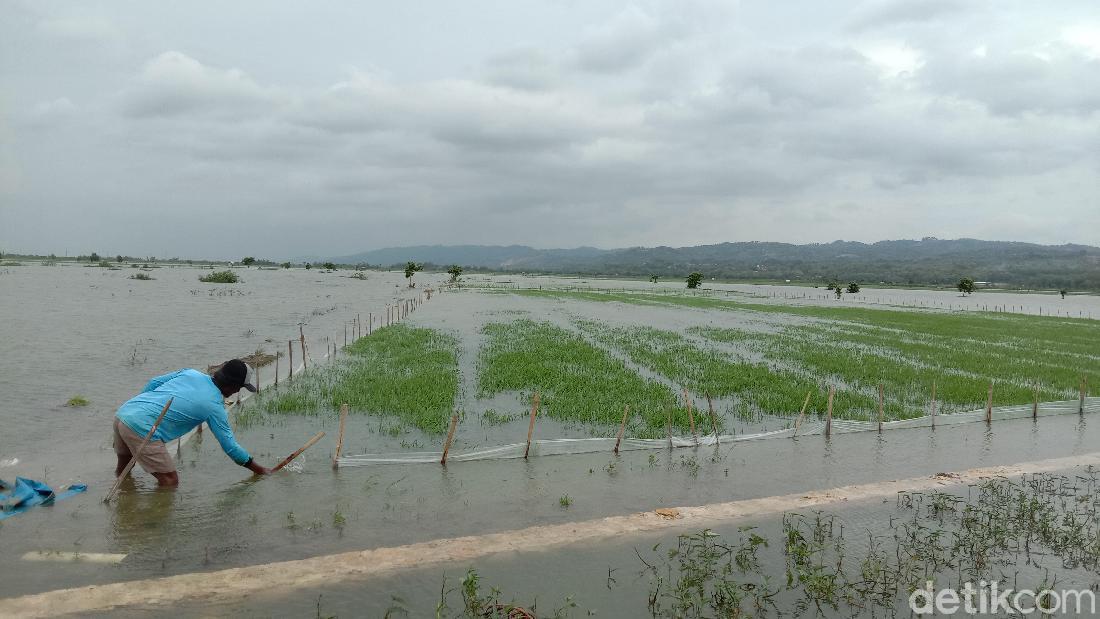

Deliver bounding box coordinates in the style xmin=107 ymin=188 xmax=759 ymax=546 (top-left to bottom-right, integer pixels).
xmin=930 ymin=380 xmax=936 ymax=428
xmin=271 ymin=431 xmax=326 ymax=472
xmin=255 ymin=364 xmax=260 ymax=395
xmin=985 ymin=382 xmax=993 ymax=423
xmin=877 ymin=383 xmax=884 ymax=432
xmin=288 ymin=340 xmax=294 ymax=380
xmin=1033 ymin=381 xmax=1039 ymax=419
xmin=706 ymin=393 xmax=719 ymax=445
xmin=825 ymin=387 xmax=834 ymax=438
xmin=332 ymin=404 xmax=348 ymax=469
xmin=1082 ymin=377 xmax=1087 ymax=414
xmin=793 ymin=391 xmax=812 ymax=435
xmin=666 ymin=404 xmax=672 ymax=449
xmin=274 ymin=354 xmax=279 ymax=388
xmin=683 ymin=389 xmax=697 ymax=445
xmin=440 ymin=413 xmax=459 ymax=465
xmin=299 ymin=326 xmax=307 ymax=371
xmin=104 ymin=398 xmax=173 ymax=503
xmin=524 ymin=392 xmax=540 ymax=459
xmin=613 ymin=405 xmax=629 ymax=454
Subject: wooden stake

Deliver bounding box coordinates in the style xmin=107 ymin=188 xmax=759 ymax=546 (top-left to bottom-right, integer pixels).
xmin=288 ymin=340 xmax=294 ymax=380
xmin=104 ymin=398 xmax=173 ymax=503
xmin=986 ymin=382 xmax=993 ymax=423
xmin=613 ymin=405 xmax=629 ymax=454
xmin=368 ymin=312 xmax=372 ymax=335
xmin=666 ymin=404 xmax=672 ymax=449
xmin=524 ymin=392 xmax=540 ymax=459
xmin=255 ymin=364 xmax=260 ymax=395
xmin=825 ymin=387 xmax=834 ymax=438
xmin=344 ymin=324 xmax=347 ymax=347
xmin=793 ymin=391 xmax=812 ymax=435
xmin=1081 ymin=377 xmax=1087 ymax=414
xmin=930 ymin=380 xmax=936 ymax=428
xmin=274 ymin=354 xmax=279 ymax=388
xmin=1033 ymin=381 xmax=1039 ymax=419
xmin=683 ymin=389 xmax=697 ymax=444
xmin=299 ymin=325 xmax=307 ymax=371
xmin=271 ymin=431 xmax=326 ymax=472
xmin=706 ymin=393 xmax=719 ymax=445
xmin=440 ymin=413 xmax=459 ymax=465
xmin=332 ymin=404 xmax=348 ymax=469
xmin=877 ymin=383 xmax=884 ymax=432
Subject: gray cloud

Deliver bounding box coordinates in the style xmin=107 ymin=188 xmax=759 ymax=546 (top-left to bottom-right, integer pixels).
xmin=1 ymin=0 xmax=1098 ymax=259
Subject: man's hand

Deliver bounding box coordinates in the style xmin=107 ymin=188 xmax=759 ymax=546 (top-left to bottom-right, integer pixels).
xmin=244 ymin=458 xmax=271 ymax=476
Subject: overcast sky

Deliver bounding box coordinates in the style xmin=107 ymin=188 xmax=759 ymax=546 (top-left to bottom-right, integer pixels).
xmin=2 ymin=0 xmax=1098 ymax=259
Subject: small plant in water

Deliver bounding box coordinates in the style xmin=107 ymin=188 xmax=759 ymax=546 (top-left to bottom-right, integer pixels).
xmin=199 ymin=270 xmax=239 ymax=284
xmin=66 ymin=396 xmax=89 ymax=407
xmin=559 ymin=494 xmax=573 ymax=508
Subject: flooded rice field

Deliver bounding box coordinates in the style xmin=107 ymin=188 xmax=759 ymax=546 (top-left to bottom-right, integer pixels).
xmin=1 ymin=263 xmax=1098 ymax=613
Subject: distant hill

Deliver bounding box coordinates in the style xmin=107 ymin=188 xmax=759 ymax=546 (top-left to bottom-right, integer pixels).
xmin=330 ymin=239 xmax=1100 ymax=290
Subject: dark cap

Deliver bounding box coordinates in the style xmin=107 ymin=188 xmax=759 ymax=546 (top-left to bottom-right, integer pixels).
xmin=214 ymin=359 xmax=257 ymax=393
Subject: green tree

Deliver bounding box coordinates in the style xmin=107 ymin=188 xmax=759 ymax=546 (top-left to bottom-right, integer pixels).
xmin=281 ymin=262 xmax=291 ymax=269
xmin=304 ymin=262 xmax=312 ymax=270
xmin=834 ymin=287 xmax=843 ymax=299
xmin=825 ymin=280 xmax=839 ymax=291
xmin=89 ymin=252 xmax=100 ymax=263
xmin=686 ymin=272 xmax=703 ymax=289
xmin=650 ymin=275 xmax=659 ymax=283
xmin=957 ymin=277 xmax=975 ymax=296
xmin=116 ymin=254 xmax=123 ymax=263
xmin=322 ymin=262 xmax=337 ymax=270
xmin=405 ymin=261 xmax=423 ymax=287
xmin=447 ymin=264 xmax=463 ymax=282
xmin=846 ymin=282 xmax=860 ymax=294
xmin=241 ymin=257 xmax=255 ymax=267
xmin=1060 ymin=289 xmax=1067 ymax=299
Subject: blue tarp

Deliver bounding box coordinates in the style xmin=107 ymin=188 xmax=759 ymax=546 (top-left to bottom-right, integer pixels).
xmin=0 ymin=477 xmax=87 ymax=521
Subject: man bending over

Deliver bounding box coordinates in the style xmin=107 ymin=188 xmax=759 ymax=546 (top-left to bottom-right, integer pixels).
xmin=113 ymin=359 xmax=270 ymax=486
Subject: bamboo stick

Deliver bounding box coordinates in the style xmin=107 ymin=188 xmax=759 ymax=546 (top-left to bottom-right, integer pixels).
xmin=877 ymin=383 xmax=884 ymax=432
xmin=255 ymin=364 xmax=260 ymax=395
xmin=825 ymin=387 xmax=834 ymax=438
xmin=986 ymin=382 xmax=993 ymax=423
xmin=931 ymin=380 xmax=936 ymax=428
xmin=368 ymin=312 xmax=372 ymax=335
xmin=299 ymin=325 xmax=307 ymax=371
xmin=104 ymin=398 xmax=173 ymax=503
xmin=344 ymin=324 xmax=347 ymax=347
xmin=440 ymin=413 xmax=460 ymax=465
xmin=1033 ymin=381 xmax=1039 ymax=419
xmin=793 ymin=391 xmax=812 ymax=435
xmin=288 ymin=340 xmax=294 ymax=380
xmin=706 ymin=393 xmax=719 ymax=445
xmin=332 ymin=404 xmax=348 ymax=469
xmin=274 ymin=353 xmax=279 ymax=388
xmin=524 ymin=392 xmax=540 ymax=459
xmin=271 ymin=431 xmax=326 ymax=472
xmin=1081 ymin=377 xmax=1087 ymax=414
xmin=683 ymin=389 xmax=697 ymax=444
xmin=613 ymin=406 xmax=629 ymax=454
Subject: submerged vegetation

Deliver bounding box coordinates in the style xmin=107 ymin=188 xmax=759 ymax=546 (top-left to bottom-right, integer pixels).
xmin=263 ymin=324 xmax=459 ymax=433
xmin=477 ymin=320 xmax=692 ymax=437
xmin=198 ymin=270 xmax=240 ymax=284
xmin=635 ymin=472 xmax=1100 ymax=617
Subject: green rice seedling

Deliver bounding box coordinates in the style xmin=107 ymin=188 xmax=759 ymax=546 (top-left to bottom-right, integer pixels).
xmin=477 ymin=320 xmax=689 ymax=436
xmin=559 ymin=494 xmax=572 ymax=508
xmin=66 ymin=395 xmax=89 ymax=407
xmin=262 ymin=324 xmax=459 ymax=433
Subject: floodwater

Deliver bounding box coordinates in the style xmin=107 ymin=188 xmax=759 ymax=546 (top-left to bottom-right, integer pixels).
xmin=1 ymin=263 xmax=1099 ymax=610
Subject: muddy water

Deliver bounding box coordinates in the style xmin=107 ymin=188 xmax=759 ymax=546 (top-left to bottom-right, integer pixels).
xmin=1 ymin=265 xmax=1098 ymax=605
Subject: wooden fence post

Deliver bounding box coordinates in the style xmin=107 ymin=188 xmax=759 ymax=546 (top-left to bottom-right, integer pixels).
xmin=877 ymin=383 xmax=884 ymax=432
xmin=299 ymin=325 xmax=308 ymax=371
xmin=613 ymin=406 xmax=629 ymax=454
xmin=683 ymin=389 xmax=698 ymax=445
xmin=930 ymin=380 xmax=936 ymax=428
xmin=706 ymin=393 xmax=719 ymax=446
xmin=1033 ymin=381 xmax=1039 ymax=419
xmin=793 ymin=391 xmax=812 ymax=436
xmin=985 ymin=383 xmax=993 ymax=423
xmin=288 ymin=340 xmax=294 ymax=380
xmin=524 ymin=392 xmax=540 ymax=459
xmin=332 ymin=404 xmax=348 ymax=469
xmin=825 ymin=387 xmax=834 ymax=438
xmin=440 ymin=413 xmax=459 ymax=465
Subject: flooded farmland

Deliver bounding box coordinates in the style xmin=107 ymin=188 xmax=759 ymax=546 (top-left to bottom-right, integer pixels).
xmin=1 ymin=262 xmax=1098 ymax=614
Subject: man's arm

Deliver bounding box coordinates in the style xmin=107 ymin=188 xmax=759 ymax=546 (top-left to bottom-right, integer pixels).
xmin=142 ymin=370 xmax=183 ymax=393
xmin=206 ymin=405 xmax=269 ymax=474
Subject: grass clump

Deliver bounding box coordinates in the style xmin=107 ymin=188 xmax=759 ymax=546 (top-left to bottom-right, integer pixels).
xmin=477 ymin=320 xmax=688 ymax=435
xmin=66 ymin=396 xmax=89 ymax=407
xmin=198 ymin=270 xmax=239 ymax=283
xmin=263 ymin=324 xmax=459 ymax=433
xmin=129 ymin=273 xmax=154 ymax=281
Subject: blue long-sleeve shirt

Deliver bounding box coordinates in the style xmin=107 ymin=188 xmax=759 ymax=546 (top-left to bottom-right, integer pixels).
xmin=115 ymin=369 xmax=251 ymax=465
